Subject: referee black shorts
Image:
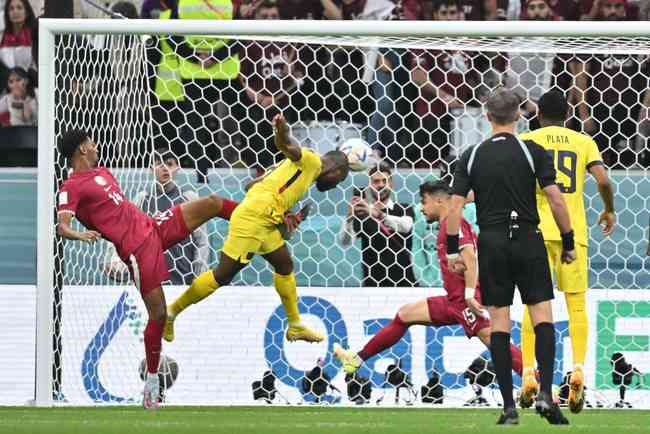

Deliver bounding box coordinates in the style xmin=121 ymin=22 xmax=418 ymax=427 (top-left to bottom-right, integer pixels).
xmin=478 ymin=228 xmax=554 ymax=307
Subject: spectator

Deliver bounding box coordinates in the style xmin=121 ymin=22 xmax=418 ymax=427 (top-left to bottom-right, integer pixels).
xmin=237 ymin=0 xmax=305 ymax=169
xmin=0 ymin=66 xmax=36 ymax=125
xmin=277 ymin=0 xmax=342 ymax=19
xmin=338 ymin=162 xmax=417 ymax=287
xmin=140 ymin=0 xmax=176 ymax=18
xmin=459 ymin=0 xmax=498 ymax=20
xmin=104 ymin=149 xmax=209 ymax=284
xmin=573 ymin=0 xmax=648 ymax=167
xmin=0 ymin=0 xmax=36 ymax=90
xmin=639 ymin=0 xmax=650 ymax=19
xmin=411 ymin=0 xmax=504 ymax=167
xmin=170 ymin=0 xmax=240 ymax=183
xmin=517 ymin=0 xmax=581 ymax=20
xmin=581 ymin=0 xmax=639 ymax=20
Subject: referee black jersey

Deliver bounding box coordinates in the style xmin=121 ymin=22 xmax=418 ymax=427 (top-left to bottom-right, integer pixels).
xmin=451 ymin=132 xmax=558 ymax=307
xmin=451 ymin=132 xmax=557 ymax=229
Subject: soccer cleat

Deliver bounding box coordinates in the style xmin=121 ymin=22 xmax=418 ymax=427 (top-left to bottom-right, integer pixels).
xmin=519 ymin=369 xmax=538 ymax=409
xmin=333 ymin=343 xmax=362 ymax=375
xmin=535 ymin=391 xmax=569 ymax=425
xmin=568 ymin=367 xmax=585 ymax=414
xmin=279 ymin=203 xmax=311 ymax=240
xmin=496 ymin=407 xmax=520 ymax=425
xmin=143 ymin=375 xmax=160 ymax=411
xmin=286 ymin=322 xmax=324 ymax=343
xmin=163 ymin=309 xmax=175 ymax=343
xmin=464 ymin=395 xmax=489 ymax=407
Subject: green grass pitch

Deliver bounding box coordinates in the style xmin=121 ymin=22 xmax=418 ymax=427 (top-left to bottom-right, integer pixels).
xmin=0 ymin=406 xmax=648 ymax=434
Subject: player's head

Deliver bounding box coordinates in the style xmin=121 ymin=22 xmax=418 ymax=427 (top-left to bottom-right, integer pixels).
xmin=368 ymin=162 xmax=393 ymax=202
xmin=537 ymin=89 xmax=569 ymax=126
xmin=419 ymin=180 xmax=451 ymax=223
xmin=432 ymin=0 xmax=463 ymax=20
xmin=317 ymin=150 xmax=350 ymax=192
xmin=60 ymin=129 xmax=99 ymax=168
xmin=152 ymin=148 xmax=179 ymax=187
xmin=254 ymin=0 xmax=280 ymax=19
xmin=486 ymin=87 xmax=520 ymax=128
xmin=525 ymin=0 xmax=553 ymax=20
xmin=600 ymin=0 xmax=627 ymax=20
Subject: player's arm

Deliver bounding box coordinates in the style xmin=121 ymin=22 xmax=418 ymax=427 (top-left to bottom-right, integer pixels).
xmin=460 ymin=244 xmax=484 ymax=317
xmin=57 ymin=212 xmax=101 ymax=243
xmin=589 ymin=164 xmax=616 ymax=236
xmin=446 ymin=151 xmax=472 ymax=264
xmin=273 ymin=114 xmax=302 ymax=162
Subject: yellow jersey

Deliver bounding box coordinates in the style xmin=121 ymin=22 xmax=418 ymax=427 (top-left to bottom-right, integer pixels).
xmin=520 ymin=126 xmax=603 ymax=246
xmin=246 ymin=148 xmax=322 ymax=223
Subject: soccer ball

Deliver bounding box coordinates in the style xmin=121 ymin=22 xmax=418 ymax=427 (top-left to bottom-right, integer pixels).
xmin=339 ymin=138 xmax=376 ymax=172
xmin=139 ymin=353 xmax=179 ymax=401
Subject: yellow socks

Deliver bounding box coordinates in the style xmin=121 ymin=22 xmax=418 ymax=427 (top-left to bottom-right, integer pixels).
xmin=521 ymin=306 xmax=536 ymax=371
xmin=565 ymin=292 xmax=588 ymax=368
xmin=273 ymin=272 xmax=300 ymax=325
xmin=169 ymin=270 xmax=219 ymax=318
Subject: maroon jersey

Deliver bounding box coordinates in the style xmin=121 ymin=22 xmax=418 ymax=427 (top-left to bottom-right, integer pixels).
xmin=240 ymin=42 xmax=300 ymax=97
xmin=588 ymin=55 xmax=649 ymax=107
xmin=437 ymin=217 xmax=479 ymax=306
xmin=57 ymin=167 xmax=155 ymax=259
xmin=460 ymin=0 xmax=485 ymax=20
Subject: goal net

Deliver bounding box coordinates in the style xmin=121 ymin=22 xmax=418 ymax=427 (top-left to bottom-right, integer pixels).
xmin=36 ymin=19 xmax=650 ymax=407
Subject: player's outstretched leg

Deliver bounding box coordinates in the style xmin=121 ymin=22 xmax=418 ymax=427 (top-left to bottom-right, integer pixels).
xmin=264 ymin=245 xmax=323 ymax=343
xmin=164 ymin=253 xmax=245 ymax=342
xmin=179 ymin=194 xmax=238 ymax=232
xmin=142 ymin=287 xmax=167 ymax=410
xmin=475 ymin=327 xmax=523 ymax=376
xmin=519 ymin=307 xmax=539 ymax=408
xmin=334 ymin=300 xmax=429 ymax=373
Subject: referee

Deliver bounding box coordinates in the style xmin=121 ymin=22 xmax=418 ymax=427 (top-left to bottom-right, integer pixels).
xmin=446 ymin=88 xmax=576 ymax=425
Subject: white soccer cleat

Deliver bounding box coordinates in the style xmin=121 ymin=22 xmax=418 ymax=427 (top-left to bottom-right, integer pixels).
xmin=143 ymin=374 xmax=160 ymax=411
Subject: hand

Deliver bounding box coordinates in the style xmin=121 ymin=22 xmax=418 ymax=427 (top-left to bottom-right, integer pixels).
xmin=447 ymin=254 xmax=465 ymax=274
xmin=273 ymin=113 xmax=289 ymax=147
xmin=598 ymin=211 xmax=616 ymax=237
xmin=282 ymin=212 xmax=300 ymax=237
xmin=466 ymin=297 xmax=486 ymax=319
xmin=352 ymin=198 xmax=370 ymax=218
xmin=370 ymin=201 xmax=385 ymax=220
xmin=451 ymin=259 xmax=467 ymax=274
xmin=259 ymin=95 xmax=274 ymax=108
xmin=78 ymin=231 xmax=101 ymax=244
xmin=580 ymin=117 xmax=597 ymax=135
xmin=561 ymin=248 xmax=577 ymax=264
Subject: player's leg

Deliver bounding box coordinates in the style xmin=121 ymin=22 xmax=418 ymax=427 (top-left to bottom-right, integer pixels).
xmin=141 ymin=286 xmax=166 ymax=410
xmin=334 ymin=297 xmax=444 ymax=374
xmin=558 ymin=244 xmax=589 ymax=413
xmin=262 ymin=240 xmax=323 ymax=343
xmin=179 ymin=193 xmax=238 ymax=231
xmin=475 ymin=326 xmax=522 ymax=376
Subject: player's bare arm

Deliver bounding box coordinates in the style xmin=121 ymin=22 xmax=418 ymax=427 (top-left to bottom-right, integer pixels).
xmin=445 ymin=194 xmax=466 ymax=269
xmin=57 ymin=211 xmax=101 ymax=243
xmin=589 ymin=164 xmax=616 ymax=236
xmin=273 ymin=114 xmax=302 ymax=162
xmin=542 ymin=184 xmax=576 ymax=264
xmin=460 ymin=244 xmax=483 ymax=318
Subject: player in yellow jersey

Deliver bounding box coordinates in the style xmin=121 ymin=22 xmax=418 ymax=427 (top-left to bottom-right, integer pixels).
xmin=518 ymin=90 xmax=616 ymax=413
xmin=163 ymin=114 xmax=351 ymax=344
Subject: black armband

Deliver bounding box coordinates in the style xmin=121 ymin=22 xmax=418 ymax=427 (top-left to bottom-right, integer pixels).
xmin=447 ymin=234 xmax=460 ymax=255
xmin=561 ymin=230 xmax=575 ymax=252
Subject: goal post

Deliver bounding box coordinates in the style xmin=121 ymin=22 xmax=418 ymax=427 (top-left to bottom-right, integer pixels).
xmin=36 ymin=18 xmax=650 ymax=407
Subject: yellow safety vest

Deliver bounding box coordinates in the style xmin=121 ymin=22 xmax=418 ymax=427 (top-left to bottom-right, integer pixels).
xmin=154 ymin=9 xmax=184 ymax=102
xmin=177 ymin=0 xmax=240 ymax=80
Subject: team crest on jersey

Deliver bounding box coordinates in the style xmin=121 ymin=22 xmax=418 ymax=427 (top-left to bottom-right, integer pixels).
xmin=94 ymin=176 xmax=107 ymax=186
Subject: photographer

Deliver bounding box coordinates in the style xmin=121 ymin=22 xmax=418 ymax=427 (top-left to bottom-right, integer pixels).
xmin=338 ymin=162 xmax=417 ymax=287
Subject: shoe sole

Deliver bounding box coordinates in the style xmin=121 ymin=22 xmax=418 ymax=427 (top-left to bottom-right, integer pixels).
xmin=286 ymin=331 xmax=324 ymax=343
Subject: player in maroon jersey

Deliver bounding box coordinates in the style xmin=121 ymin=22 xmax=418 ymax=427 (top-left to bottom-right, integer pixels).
xmin=334 ymin=180 xmax=523 ymax=377
xmin=55 ymin=130 xmax=244 ymax=409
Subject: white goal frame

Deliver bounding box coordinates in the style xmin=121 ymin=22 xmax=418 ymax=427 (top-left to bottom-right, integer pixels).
xmin=36 ymin=18 xmax=650 ymax=406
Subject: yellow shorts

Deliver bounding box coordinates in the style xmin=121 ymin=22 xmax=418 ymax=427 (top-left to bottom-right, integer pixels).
xmin=545 ymin=241 xmax=588 ymax=293
xmin=222 ymin=202 xmax=284 ymax=264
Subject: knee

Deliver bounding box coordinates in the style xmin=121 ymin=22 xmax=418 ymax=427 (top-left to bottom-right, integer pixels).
xmin=274 ymin=261 xmax=293 ymax=276
xmin=397 ymin=303 xmax=414 ymax=322
xmin=149 ymin=304 xmax=167 ymax=323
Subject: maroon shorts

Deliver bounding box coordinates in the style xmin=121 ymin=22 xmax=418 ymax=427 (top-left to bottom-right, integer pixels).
xmin=426 ymin=296 xmax=490 ymax=338
xmin=127 ymin=205 xmax=191 ymax=295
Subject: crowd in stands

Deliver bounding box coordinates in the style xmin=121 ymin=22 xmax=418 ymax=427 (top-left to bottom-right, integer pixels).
xmin=1 ymin=0 xmax=650 ymax=171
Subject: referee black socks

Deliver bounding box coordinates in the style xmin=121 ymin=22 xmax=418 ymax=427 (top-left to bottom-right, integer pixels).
xmin=534 ymin=322 xmax=556 ymax=396
xmin=490 ymin=331 xmax=515 ymax=409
